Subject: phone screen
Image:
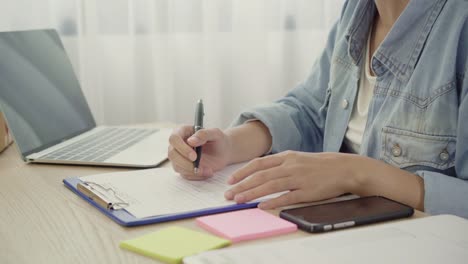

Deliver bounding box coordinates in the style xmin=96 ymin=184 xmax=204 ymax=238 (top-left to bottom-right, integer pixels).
xmin=281 ymin=196 xmax=412 ymax=224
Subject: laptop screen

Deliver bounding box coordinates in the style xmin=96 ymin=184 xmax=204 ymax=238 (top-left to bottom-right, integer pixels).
xmin=0 ymin=29 xmax=96 ymax=158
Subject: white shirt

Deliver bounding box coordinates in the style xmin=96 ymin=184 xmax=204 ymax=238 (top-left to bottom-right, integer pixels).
xmin=344 ymin=34 xmax=377 ymax=154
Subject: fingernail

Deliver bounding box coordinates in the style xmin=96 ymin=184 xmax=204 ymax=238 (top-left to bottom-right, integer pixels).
xmin=234 ymin=194 xmax=244 ymax=203
xmin=188 ymin=152 xmax=197 ymax=161
xmin=225 ymin=190 xmax=233 ymax=200
xmin=188 ymin=136 xmax=199 ymax=144
xmin=227 ymin=177 xmax=235 ymax=184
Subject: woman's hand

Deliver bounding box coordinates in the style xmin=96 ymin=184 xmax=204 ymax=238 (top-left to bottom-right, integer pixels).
xmin=224 ymin=151 xmax=359 ymax=209
xmin=224 ymin=150 xmax=425 ymax=211
xmin=168 ymin=125 xmax=232 ymax=180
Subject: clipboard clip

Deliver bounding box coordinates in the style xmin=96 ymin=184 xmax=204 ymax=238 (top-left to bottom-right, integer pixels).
xmin=77 ymin=181 xmax=129 ymax=210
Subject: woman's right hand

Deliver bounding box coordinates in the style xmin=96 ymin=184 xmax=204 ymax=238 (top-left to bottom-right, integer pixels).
xmin=168 ymin=125 xmax=232 ymax=180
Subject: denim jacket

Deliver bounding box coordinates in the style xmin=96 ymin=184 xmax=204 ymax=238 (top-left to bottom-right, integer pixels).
xmin=233 ymin=0 xmax=468 ymax=217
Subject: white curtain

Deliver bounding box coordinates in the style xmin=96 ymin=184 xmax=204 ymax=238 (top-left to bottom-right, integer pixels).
xmin=0 ymin=0 xmax=343 ymax=128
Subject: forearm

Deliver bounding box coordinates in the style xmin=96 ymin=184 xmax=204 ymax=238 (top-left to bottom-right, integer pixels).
xmin=225 ymin=121 xmax=272 ymax=164
xmin=348 ymin=155 xmax=425 ymax=211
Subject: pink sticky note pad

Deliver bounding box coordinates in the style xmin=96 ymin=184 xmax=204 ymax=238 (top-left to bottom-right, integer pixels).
xmin=196 ymin=208 xmax=297 ymax=243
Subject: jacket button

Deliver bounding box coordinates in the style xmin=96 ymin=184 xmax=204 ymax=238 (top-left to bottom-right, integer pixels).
xmin=439 ymin=150 xmax=449 ymax=161
xmin=341 ymin=99 xmax=349 ymax=109
xmin=391 ymin=144 xmax=402 ymax=157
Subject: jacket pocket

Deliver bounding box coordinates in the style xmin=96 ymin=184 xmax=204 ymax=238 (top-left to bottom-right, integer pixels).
xmin=381 ymin=127 xmax=456 ymax=170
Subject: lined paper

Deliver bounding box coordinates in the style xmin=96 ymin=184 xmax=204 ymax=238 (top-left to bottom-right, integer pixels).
xmin=80 ymin=162 xmax=282 ymax=219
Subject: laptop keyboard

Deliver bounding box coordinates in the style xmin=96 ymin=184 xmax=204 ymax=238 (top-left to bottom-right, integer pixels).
xmin=41 ymin=127 xmax=158 ymax=162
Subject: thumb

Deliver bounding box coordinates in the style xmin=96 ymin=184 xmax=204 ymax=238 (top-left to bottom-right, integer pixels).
xmin=187 ymin=128 xmax=224 ymax=147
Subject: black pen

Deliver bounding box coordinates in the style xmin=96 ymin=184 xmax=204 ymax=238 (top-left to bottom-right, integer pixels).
xmin=193 ymin=99 xmax=204 ymax=175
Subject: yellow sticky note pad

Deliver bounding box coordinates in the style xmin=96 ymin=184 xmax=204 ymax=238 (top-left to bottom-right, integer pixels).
xmin=120 ymin=226 xmax=230 ymax=264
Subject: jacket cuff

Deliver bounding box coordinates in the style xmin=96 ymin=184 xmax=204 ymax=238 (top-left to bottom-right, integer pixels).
xmin=416 ymin=170 xmax=468 ymax=218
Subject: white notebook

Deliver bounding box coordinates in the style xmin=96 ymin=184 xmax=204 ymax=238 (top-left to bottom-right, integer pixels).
xmin=184 ymin=214 xmax=468 ymax=264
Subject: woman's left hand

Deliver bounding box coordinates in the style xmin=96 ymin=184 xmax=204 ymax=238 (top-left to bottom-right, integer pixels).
xmin=224 ymin=151 xmax=359 ymax=209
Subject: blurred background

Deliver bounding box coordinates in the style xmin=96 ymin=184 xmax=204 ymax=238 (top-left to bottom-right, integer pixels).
xmin=0 ymin=0 xmax=344 ymax=128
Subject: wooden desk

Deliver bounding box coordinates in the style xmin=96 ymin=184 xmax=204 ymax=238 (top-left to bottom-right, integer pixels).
xmin=0 ymin=135 xmax=425 ymax=264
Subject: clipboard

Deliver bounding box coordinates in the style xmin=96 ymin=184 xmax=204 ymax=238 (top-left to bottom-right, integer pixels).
xmin=63 ymin=177 xmax=259 ymax=227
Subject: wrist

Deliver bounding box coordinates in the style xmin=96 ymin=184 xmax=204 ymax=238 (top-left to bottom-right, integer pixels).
xmin=343 ymin=154 xmax=371 ymax=195
xmin=249 ymin=120 xmax=272 ymax=155
xmin=224 ymin=121 xmax=272 ymax=164
xmin=223 ymin=128 xmax=236 ymax=164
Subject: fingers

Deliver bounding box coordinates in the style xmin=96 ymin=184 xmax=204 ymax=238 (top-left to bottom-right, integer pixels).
xmin=224 ymin=166 xmax=287 ymax=200
xmin=169 ymin=145 xmax=214 ymax=180
xmin=168 ymin=125 xmax=227 ymax=181
xmin=258 ymin=190 xmax=305 ymax=210
xmin=168 ymin=145 xmax=194 ymax=170
xmin=187 ymin=128 xmax=224 ymax=147
xmin=231 ymin=177 xmax=294 ymax=204
xmin=169 ymin=125 xmax=197 ymax=162
xmin=227 ymin=155 xmax=283 ymax=185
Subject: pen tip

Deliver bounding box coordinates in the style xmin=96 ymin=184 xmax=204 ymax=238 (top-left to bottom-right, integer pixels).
xmin=198 ymin=99 xmax=203 ymax=104
xmin=194 ymin=167 xmax=199 ymax=175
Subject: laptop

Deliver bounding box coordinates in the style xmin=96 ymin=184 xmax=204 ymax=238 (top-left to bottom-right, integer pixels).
xmin=0 ymin=29 xmax=171 ymax=168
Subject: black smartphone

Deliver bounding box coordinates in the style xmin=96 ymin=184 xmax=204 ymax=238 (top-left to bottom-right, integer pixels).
xmin=279 ymin=196 xmax=414 ymax=233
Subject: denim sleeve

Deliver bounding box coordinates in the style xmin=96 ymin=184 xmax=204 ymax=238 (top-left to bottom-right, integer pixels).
xmin=230 ymin=22 xmax=340 ymax=153
xmin=416 ymin=71 xmax=468 ymax=218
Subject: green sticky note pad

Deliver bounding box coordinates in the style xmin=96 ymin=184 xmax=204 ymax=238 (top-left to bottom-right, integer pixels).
xmin=120 ymin=226 xmax=231 ymax=264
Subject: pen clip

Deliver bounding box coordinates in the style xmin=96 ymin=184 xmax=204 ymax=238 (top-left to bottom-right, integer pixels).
xmin=194 ymin=99 xmax=204 ymax=131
